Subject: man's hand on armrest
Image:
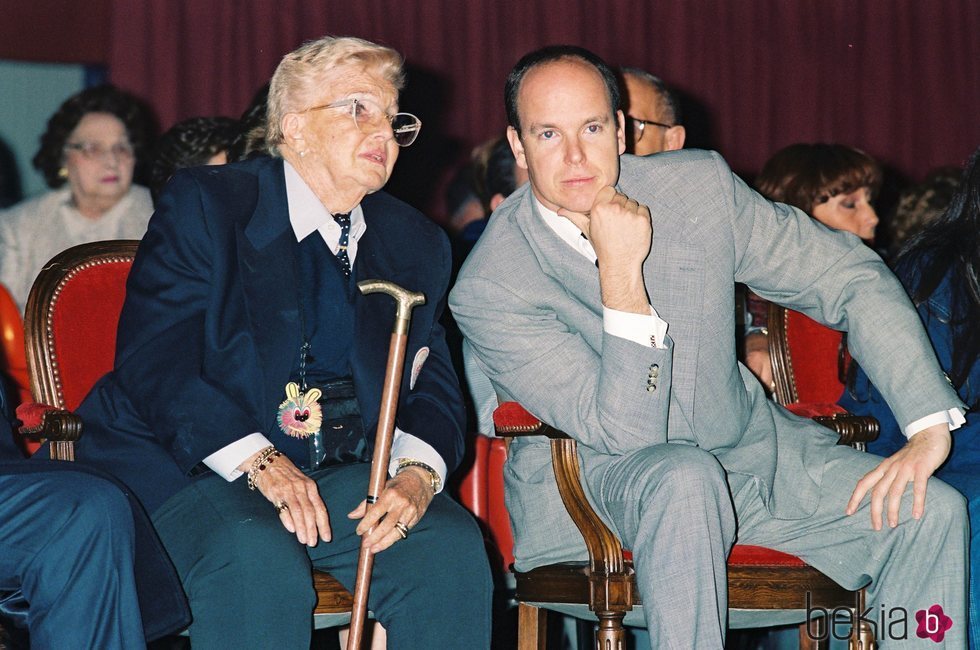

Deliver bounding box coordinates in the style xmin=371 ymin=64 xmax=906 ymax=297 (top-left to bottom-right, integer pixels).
xmin=845 ymin=422 xmax=952 ymax=531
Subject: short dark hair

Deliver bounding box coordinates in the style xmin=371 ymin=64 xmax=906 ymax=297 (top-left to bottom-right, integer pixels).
xmin=32 ymin=85 xmax=153 ymax=189
xmin=619 ymin=67 xmax=682 ymax=125
xmin=149 ymin=116 xmax=238 ymax=201
xmin=755 ymin=143 xmax=882 ymax=213
xmin=485 ymin=137 xmax=519 ymax=201
xmin=226 ymin=83 xmax=271 ymax=163
xmin=505 ymin=45 xmax=621 ymax=136
xmin=470 ymin=136 xmax=519 ymax=212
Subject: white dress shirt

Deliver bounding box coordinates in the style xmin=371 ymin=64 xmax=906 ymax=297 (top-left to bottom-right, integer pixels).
xmin=203 ymin=161 xmax=447 ymax=491
xmin=535 ymin=197 xmax=669 ymax=349
xmin=534 ymin=197 xmax=963 ymax=439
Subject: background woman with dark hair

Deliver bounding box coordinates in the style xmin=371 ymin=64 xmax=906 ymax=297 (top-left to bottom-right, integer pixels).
xmin=743 ymin=143 xmax=883 ymax=389
xmin=225 ymin=83 xmax=270 ymax=164
xmin=148 ymin=116 xmax=238 ymax=202
xmin=0 ymin=85 xmax=154 ymax=311
xmin=841 ymin=145 xmax=980 ymax=649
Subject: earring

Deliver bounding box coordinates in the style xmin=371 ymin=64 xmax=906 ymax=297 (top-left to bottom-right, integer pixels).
xmin=299 ymin=150 xmax=307 ymax=158
xmin=58 ymin=167 xmax=69 ymax=179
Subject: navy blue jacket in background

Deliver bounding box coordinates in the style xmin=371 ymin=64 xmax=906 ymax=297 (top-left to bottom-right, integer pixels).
xmin=0 ymin=395 xmax=190 ymax=641
xmin=840 ymin=265 xmax=979 ymax=467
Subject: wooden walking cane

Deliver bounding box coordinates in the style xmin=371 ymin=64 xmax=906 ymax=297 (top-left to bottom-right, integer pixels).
xmin=346 ymin=279 xmax=425 ymax=650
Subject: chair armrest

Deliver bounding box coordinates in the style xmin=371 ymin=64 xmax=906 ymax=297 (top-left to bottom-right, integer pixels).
xmin=15 ymin=402 xmax=82 ymax=461
xmin=493 ymin=402 xmax=633 ymax=605
xmin=493 ymin=401 xmax=570 ymax=439
xmin=812 ymin=414 xmax=879 ymax=448
xmin=783 ymin=402 xmax=879 ymax=448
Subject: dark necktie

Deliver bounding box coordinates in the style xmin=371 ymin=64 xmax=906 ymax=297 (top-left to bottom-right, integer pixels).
xmin=333 ymin=212 xmax=352 ymax=276
xmin=581 ymin=233 xmax=599 ymax=268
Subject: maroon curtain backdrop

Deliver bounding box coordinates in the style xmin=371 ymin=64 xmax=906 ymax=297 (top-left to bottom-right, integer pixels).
xmin=97 ymin=0 xmax=979 ymax=216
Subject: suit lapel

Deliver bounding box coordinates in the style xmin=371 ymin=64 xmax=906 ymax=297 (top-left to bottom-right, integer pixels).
xmin=513 ymin=190 xmax=603 ymax=308
xmin=238 ymin=158 xmax=303 ymax=419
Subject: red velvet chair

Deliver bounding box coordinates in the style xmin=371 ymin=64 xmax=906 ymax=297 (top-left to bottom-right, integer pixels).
xmin=0 ymin=283 xmax=33 ymax=454
xmin=0 ymin=284 xmax=30 ymax=404
xmin=768 ymin=303 xmax=851 ymax=406
xmin=456 ymin=434 xmax=516 ymax=573
xmin=457 ymin=435 xmax=515 ymax=575
xmin=18 ymin=240 xmax=358 ymax=627
xmin=479 ymin=301 xmax=879 ymax=650
xmin=767 ymin=303 xmax=877 ymax=452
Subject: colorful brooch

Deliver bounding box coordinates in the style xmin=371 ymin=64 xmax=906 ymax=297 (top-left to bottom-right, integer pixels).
xmin=276 ymin=382 xmax=323 ymax=438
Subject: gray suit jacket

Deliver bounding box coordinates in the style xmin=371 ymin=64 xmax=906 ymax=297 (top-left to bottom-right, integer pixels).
xmin=449 ymin=150 xmax=963 ymax=569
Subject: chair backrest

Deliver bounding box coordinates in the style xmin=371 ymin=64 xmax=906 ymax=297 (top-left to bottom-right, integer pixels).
xmin=455 ymin=435 xmax=515 ymax=573
xmin=24 ymin=240 xmax=138 ymax=411
xmin=768 ymin=303 xmax=851 ymax=406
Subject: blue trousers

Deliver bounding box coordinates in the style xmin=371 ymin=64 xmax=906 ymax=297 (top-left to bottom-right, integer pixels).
xmin=153 ymin=462 xmax=493 ymax=649
xmin=0 ymin=469 xmax=146 ymax=649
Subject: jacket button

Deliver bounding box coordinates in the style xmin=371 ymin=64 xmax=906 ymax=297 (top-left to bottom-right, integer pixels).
xmin=647 ymin=385 xmax=656 ymax=392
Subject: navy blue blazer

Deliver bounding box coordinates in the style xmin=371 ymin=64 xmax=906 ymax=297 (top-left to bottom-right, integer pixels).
xmin=75 ymin=156 xmax=465 ymax=514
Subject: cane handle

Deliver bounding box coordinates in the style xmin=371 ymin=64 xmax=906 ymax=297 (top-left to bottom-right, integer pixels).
xmin=358 ymin=280 xmax=425 ymax=334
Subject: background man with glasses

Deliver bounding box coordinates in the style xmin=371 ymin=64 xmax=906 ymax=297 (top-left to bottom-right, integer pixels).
xmin=620 ymin=66 xmax=686 ymax=156
xmin=71 ymin=35 xmax=492 ymax=648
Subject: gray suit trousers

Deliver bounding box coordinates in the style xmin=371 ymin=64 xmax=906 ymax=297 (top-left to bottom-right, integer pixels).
xmin=546 ymin=444 xmax=967 ymax=649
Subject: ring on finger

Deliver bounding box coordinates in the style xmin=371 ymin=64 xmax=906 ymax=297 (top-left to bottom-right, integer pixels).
xmin=394 ymin=521 xmax=409 ymax=540
xmin=275 ymin=501 xmax=289 ymax=514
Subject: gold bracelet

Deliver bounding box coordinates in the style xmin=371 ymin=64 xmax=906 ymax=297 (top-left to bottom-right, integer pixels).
xmin=396 ymin=458 xmax=442 ymax=493
xmin=247 ymin=445 xmax=281 ymax=491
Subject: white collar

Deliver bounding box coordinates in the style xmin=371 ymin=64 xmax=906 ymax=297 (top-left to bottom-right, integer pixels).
xmin=533 ymin=195 xmax=597 ymax=265
xmin=283 ymin=159 xmax=366 ymax=246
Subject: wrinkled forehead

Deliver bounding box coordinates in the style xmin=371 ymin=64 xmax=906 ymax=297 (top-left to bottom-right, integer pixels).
xmin=317 ymin=63 xmax=399 ymax=109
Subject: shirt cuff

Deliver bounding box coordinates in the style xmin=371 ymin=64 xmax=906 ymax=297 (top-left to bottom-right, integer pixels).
xmin=388 ymin=427 xmax=447 ymax=494
xmin=904 ymin=408 xmax=967 ymax=439
xmin=202 ymin=433 xmax=273 ymax=481
xmin=603 ymin=305 xmax=669 ymax=349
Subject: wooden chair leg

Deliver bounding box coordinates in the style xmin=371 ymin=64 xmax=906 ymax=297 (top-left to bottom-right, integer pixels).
xmin=594 ymin=611 xmax=626 ymax=650
xmin=799 ymin=619 xmax=830 ymax=650
xmin=849 ymin=589 xmax=875 ymax=650
xmin=852 ymin=622 xmax=875 ymax=650
xmin=518 ymin=602 xmax=547 ymax=650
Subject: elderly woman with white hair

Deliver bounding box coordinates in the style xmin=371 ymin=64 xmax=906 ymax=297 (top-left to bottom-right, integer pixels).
xmin=71 ymin=35 xmax=492 ymax=648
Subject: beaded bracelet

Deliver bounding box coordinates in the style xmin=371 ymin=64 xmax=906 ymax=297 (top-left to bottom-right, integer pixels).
xmin=247 ymin=445 xmax=282 ymax=491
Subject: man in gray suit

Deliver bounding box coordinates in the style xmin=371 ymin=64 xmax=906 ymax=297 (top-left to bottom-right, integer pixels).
xmin=450 ymin=45 xmax=968 ymax=647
